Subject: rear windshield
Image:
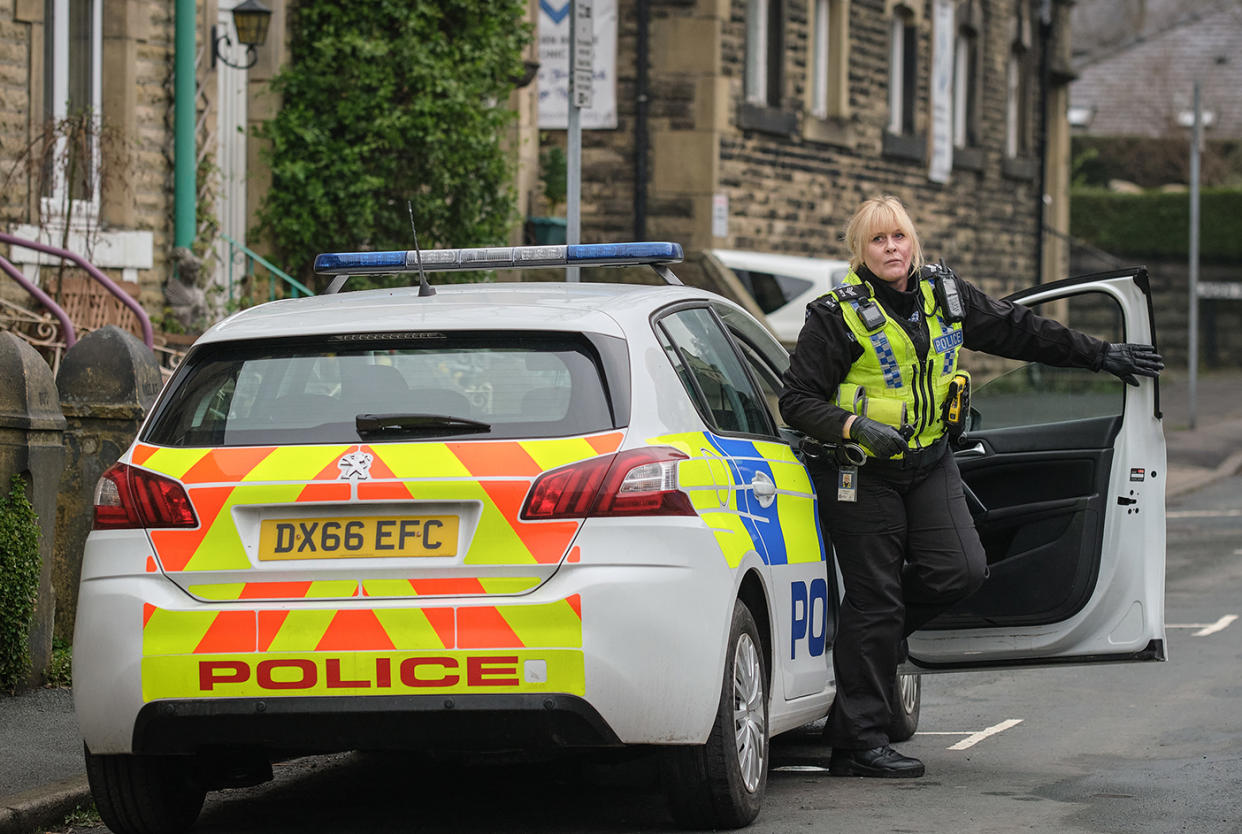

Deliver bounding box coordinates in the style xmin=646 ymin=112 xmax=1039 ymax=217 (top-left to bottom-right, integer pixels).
xmin=144 ymin=332 xmax=620 ymax=447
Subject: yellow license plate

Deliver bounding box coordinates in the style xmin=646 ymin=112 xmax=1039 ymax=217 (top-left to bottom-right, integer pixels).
xmin=258 ymin=516 xmax=458 ymax=560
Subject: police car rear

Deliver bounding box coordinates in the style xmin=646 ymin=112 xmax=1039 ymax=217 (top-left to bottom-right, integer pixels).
xmin=74 ymin=243 xmax=785 ymax=832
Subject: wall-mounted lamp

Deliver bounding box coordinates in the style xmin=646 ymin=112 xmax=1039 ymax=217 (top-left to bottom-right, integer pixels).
xmin=212 ymin=0 xmax=273 ymax=70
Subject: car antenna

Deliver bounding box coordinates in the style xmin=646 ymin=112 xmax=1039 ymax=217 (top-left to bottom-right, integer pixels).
xmin=407 ymin=200 xmax=436 ymax=297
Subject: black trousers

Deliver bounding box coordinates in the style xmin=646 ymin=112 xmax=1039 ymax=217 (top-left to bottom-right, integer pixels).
xmin=811 ymin=443 xmax=988 ymax=750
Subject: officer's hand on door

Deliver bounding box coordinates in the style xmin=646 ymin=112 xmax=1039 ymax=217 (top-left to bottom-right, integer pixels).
xmin=1101 ymin=343 xmax=1164 ymax=386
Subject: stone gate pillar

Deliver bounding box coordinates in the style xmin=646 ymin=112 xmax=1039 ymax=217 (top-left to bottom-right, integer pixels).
xmin=0 ymin=332 xmax=67 ymax=688
xmin=54 ymin=326 xmax=162 ymax=641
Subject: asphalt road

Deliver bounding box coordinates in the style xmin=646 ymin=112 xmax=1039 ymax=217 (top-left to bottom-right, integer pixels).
xmin=56 ymin=475 xmax=1241 ymax=834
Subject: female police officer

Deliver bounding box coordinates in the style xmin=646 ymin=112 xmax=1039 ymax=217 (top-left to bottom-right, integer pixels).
xmin=779 ymin=195 xmax=1163 ymax=778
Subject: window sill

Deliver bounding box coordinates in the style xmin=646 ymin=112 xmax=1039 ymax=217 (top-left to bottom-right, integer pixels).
xmin=882 ymin=130 xmax=926 ymax=163
xmin=1002 ymin=156 xmax=1038 ymax=181
xmin=952 ymin=146 xmax=985 ymax=172
xmin=738 ymin=103 xmax=797 ymax=137
xmin=802 ymin=116 xmax=855 ymax=149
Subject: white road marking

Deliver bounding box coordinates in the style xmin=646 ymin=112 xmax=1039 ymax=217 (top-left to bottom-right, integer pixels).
xmin=1167 ymin=509 xmax=1242 ymax=519
xmin=946 ymin=718 xmax=1023 ymax=751
xmin=772 ymin=765 xmax=831 ymax=773
xmin=1167 ymin=615 xmax=1238 ymax=635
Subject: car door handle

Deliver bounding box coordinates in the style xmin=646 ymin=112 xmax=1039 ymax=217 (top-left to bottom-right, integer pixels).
xmin=954 ymin=441 xmax=987 ymax=458
xmin=750 ymin=472 xmax=777 ymax=508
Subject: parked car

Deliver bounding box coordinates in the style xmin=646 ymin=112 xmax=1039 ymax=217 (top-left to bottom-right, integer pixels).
xmin=709 ymin=248 xmax=850 ymax=345
xmin=74 ymin=244 xmax=1166 ymax=833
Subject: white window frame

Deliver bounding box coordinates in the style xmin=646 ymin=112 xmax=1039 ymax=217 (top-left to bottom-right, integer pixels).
xmin=887 ymin=15 xmax=905 ymax=133
xmin=953 ymin=29 xmax=980 ymax=149
xmin=1005 ymin=47 xmax=1022 ymax=157
xmin=745 ymin=0 xmax=770 ymax=105
xmin=43 ymin=0 xmax=103 ymax=224
xmin=810 ymin=0 xmax=830 ymax=118
xmin=887 ymin=7 xmax=916 ymax=135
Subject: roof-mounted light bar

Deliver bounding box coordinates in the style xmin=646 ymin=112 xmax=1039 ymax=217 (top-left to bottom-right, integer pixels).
xmin=313 ymin=241 xmax=684 ymax=281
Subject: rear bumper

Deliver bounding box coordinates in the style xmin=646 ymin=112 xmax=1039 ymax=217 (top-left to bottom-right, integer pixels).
xmin=75 ymin=521 xmax=744 ymax=755
xmin=133 ymin=693 xmax=621 ymax=755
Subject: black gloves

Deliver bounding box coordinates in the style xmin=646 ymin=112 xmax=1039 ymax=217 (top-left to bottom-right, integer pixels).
xmin=1101 ymin=343 xmax=1164 ymax=386
xmin=849 ymin=416 xmax=909 ymax=460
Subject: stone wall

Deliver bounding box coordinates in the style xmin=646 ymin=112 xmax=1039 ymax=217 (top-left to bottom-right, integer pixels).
xmin=571 ymin=0 xmax=1055 ymax=301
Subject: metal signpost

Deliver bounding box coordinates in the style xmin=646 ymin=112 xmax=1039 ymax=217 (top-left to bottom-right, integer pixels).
xmin=1188 ymin=82 xmax=1201 ymax=429
xmin=567 ymin=0 xmax=593 ymax=282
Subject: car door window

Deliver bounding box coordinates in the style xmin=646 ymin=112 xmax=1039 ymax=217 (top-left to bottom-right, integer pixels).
xmin=965 ymin=290 xmax=1125 ymax=431
xmin=656 ymin=307 xmax=773 ymax=437
xmin=712 ymin=303 xmax=792 ymax=429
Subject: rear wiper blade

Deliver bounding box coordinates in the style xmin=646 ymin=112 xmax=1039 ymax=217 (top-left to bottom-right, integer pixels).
xmin=355 ymin=413 xmax=492 ymax=435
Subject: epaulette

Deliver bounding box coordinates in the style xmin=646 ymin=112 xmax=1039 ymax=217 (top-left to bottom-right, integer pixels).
xmin=810 ymin=282 xmax=867 ymax=314
xmin=830 ymin=283 xmax=870 ymax=305
xmin=809 ymin=293 xmax=840 ymax=314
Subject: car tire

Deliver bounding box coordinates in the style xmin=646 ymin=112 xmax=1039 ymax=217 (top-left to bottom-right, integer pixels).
xmin=887 ymin=672 xmax=921 ymax=743
xmin=85 ymin=746 xmax=205 ymax=834
xmin=661 ymin=600 xmax=769 ymax=830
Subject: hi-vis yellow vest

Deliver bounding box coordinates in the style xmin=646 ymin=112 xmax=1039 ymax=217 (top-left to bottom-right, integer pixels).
xmin=827 ymin=270 xmax=964 ymax=456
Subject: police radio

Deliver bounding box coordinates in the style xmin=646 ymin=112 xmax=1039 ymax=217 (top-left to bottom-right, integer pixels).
xmin=922 ymin=261 xmax=965 ymax=322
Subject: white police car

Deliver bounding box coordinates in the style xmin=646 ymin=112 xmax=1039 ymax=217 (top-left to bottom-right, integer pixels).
xmin=74 ymin=243 xmax=1166 ymax=832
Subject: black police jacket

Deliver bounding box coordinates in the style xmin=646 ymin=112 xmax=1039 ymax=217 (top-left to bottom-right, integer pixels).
xmin=778 ymin=268 xmax=1111 ymax=445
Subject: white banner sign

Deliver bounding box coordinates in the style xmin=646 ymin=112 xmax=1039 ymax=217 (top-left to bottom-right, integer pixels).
xmin=928 ymin=0 xmax=955 ymax=183
xmin=538 ymin=0 xmax=617 ymax=129
xmin=1198 ymin=281 xmax=1242 ymax=300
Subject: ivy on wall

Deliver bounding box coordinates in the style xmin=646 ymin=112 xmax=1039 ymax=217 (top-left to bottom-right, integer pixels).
xmin=0 ymin=475 xmax=40 ymax=693
xmin=255 ymin=0 xmax=532 ymax=292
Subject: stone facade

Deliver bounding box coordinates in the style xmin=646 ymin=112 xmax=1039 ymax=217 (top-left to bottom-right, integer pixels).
xmin=1 ymin=1 xmax=181 ymax=313
xmin=569 ymin=0 xmax=1074 ymax=300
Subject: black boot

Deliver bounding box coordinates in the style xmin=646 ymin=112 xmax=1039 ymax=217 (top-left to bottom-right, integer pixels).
xmin=829 ymin=745 xmax=925 ymax=778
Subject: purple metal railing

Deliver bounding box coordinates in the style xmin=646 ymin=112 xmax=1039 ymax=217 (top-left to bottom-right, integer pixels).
xmin=0 ymin=231 xmax=154 ymax=348
xmin=0 ymin=254 xmax=77 ymax=347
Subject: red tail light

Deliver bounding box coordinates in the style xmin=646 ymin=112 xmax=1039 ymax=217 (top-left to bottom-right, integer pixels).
xmin=93 ymin=463 xmax=198 ymax=530
xmin=521 ymin=447 xmax=695 ymax=520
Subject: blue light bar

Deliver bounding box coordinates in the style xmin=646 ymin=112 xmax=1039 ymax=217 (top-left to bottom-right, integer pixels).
xmin=313 ymin=241 xmax=684 ymax=275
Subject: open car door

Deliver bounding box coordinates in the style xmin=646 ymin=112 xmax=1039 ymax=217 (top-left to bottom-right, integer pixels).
xmin=909 ymin=267 xmax=1166 ymax=671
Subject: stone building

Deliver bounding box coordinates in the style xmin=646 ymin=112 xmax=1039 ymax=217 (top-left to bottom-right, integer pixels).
xmin=0 ymin=0 xmax=547 ymax=335
xmin=569 ymin=0 xmax=1075 ymax=296
xmin=1 ymin=0 xmax=1072 ymax=337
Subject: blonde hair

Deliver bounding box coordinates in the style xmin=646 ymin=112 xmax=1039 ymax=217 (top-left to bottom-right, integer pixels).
xmin=843 ymin=195 xmax=925 ymax=274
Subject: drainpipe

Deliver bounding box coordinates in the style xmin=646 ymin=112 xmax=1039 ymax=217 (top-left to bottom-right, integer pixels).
xmin=174 ymin=0 xmax=196 ymax=249
xmin=1034 ymin=0 xmax=1051 ymax=285
xmin=634 ymin=0 xmax=649 ymax=241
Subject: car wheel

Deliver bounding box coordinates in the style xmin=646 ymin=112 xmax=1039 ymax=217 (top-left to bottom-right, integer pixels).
xmin=85 ymin=746 xmax=205 ymax=834
xmin=662 ymin=600 xmax=769 ymax=830
xmin=887 ymin=672 xmax=921 ymax=743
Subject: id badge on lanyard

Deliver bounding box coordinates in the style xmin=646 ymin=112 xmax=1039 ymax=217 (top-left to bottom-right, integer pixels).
xmin=837 ymin=465 xmax=858 ymax=503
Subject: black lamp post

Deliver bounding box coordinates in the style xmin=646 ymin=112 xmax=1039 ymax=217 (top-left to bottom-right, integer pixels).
xmin=212 ymin=0 xmax=273 ymax=70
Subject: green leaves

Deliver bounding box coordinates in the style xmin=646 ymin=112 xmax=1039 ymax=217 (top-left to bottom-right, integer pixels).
xmin=0 ymin=475 xmax=40 ymax=693
xmin=256 ymin=0 xmax=532 ymax=291
xmin=1071 ymin=188 xmax=1242 ymax=263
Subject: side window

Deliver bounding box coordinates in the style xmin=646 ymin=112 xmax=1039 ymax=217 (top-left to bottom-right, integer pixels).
xmin=657 ymin=307 xmax=773 ymax=437
xmin=967 ymin=290 xmax=1124 ymax=431
xmin=711 ymin=302 xmax=792 ymax=427
xmin=735 ymin=339 xmax=785 ymax=428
